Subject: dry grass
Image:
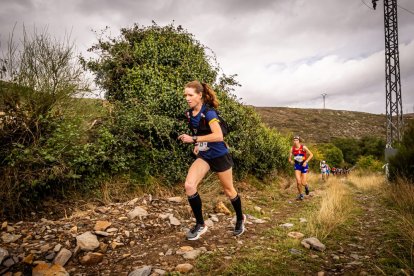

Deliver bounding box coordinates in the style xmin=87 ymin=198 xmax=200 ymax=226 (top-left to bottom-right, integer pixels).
xmin=347 ymin=172 xmax=386 ymax=191
xmin=307 ymin=178 xmax=354 ymax=239
xmin=388 ymin=178 xmax=414 ymax=266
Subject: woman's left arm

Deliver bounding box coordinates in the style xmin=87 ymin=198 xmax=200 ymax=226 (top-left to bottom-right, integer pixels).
xmin=194 ymin=121 xmax=223 ymax=143
xmin=304 ymin=146 xmax=314 ymax=164
xmin=178 ymin=121 xmax=223 ymax=144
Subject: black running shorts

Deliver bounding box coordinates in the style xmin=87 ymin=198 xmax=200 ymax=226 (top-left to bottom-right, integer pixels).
xmin=199 ymin=153 xmax=234 ymax=172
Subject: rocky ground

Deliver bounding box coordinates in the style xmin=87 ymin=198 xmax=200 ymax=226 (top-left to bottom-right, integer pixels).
xmin=0 ymin=176 xmax=410 ymax=275
xmin=1 ymin=190 xmax=286 ymax=275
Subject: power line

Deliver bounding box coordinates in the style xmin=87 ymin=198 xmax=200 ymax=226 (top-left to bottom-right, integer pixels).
xmin=360 ymin=0 xmax=414 ymax=15
xmin=397 ymin=4 xmax=414 ymax=15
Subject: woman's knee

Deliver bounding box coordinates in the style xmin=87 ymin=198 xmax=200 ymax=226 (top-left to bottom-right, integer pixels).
xmin=184 ymin=180 xmax=197 ymax=195
xmin=223 ymin=186 xmax=236 ymax=198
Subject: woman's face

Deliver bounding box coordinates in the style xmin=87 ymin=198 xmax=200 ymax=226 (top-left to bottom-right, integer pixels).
xmin=293 ymin=138 xmax=300 ymax=146
xmin=184 ymin=87 xmax=202 ymax=109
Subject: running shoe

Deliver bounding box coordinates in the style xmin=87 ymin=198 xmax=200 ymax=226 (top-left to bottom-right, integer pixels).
xmin=233 ymin=214 xmax=246 ymax=236
xmin=305 ymin=185 xmax=310 ymax=195
xmin=186 ymin=224 xmax=208 ymax=241
xmin=296 ymin=194 xmax=304 ymax=201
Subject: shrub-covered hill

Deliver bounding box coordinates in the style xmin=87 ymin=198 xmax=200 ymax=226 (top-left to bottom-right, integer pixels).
xmin=255 ymin=106 xmax=414 ymax=143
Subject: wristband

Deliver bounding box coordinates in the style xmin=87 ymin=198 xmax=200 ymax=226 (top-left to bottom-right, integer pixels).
xmin=192 ymin=136 xmax=197 ymax=143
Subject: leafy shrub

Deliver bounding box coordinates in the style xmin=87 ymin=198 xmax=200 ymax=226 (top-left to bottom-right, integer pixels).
xmin=389 ymin=121 xmax=414 ymax=182
xmin=356 ymin=155 xmax=383 ymax=172
xmin=332 ymin=136 xmax=385 ymax=165
xmin=0 ymin=28 xmax=88 ymax=217
xmin=311 ymin=143 xmax=344 ymax=169
xmin=82 ymin=23 xmax=290 ymax=184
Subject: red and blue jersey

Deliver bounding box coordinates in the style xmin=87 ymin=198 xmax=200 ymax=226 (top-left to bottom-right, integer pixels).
xmin=292 ymin=145 xmax=307 ymax=164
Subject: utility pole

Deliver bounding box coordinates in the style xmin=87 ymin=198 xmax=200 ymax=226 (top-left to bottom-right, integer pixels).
xmin=321 ymin=93 xmax=327 ymax=109
xmin=373 ymin=0 xmax=403 ymax=148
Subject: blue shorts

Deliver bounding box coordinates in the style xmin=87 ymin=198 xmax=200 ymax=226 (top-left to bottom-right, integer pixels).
xmin=294 ymin=162 xmax=309 ymax=174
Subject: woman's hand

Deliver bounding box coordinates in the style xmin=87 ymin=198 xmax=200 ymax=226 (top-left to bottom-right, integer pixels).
xmin=193 ymin=144 xmax=199 ymax=155
xmin=302 ymin=161 xmax=308 ymax=167
xmin=178 ymin=134 xmax=194 ymax=144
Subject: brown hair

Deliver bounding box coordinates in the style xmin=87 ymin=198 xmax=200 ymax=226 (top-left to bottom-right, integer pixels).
xmin=185 ymin=80 xmax=219 ymax=108
xmin=293 ymin=135 xmax=305 ymax=143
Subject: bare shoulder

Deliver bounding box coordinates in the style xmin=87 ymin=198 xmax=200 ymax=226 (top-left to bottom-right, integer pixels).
xmin=303 ymin=145 xmax=311 ymax=151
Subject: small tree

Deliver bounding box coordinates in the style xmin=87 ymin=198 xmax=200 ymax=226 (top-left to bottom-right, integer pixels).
xmin=356 ymin=155 xmax=383 ymax=172
xmin=314 ymin=143 xmax=344 ymax=168
xmin=0 ymin=26 xmax=89 ymax=217
xmin=332 ymin=137 xmax=361 ymax=165
xmin=81 ymin=23 xmax=290 ymax=182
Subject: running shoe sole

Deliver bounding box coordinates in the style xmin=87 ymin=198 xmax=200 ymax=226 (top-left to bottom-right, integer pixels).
xmin=187 ymin=226 xmax=208 ymax=241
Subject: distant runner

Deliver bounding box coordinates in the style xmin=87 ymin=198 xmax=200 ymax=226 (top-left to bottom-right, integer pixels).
xmin=288 ymin=136 xmax=314 ymax=200
xmin=320 ymin=160 xmax=328 ymax=181
xmin=326 ymin=163 xmax=331 ymax=179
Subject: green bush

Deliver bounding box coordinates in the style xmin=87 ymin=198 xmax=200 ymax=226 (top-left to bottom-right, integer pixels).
xmin=332 ymin=137 xmax=361 ymax=165
xmin=356 ymin=155 xmax=383 ymax=172
xmin=82 ymin=23 xmax=290 ymax=184
xmin=0 ymin=28 xmax=89 ymax=217
xmin=311 ymin=143 xmax=344 ymax=169
xmin=0 ymin=23 xmax=291 ymax=217
xmin=332 ymin=136 xmax=385 ymax=165
xmin=389 ymin=121 xmax=414 ymax=182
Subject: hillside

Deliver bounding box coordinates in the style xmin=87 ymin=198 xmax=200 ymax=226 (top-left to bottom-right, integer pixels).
xmin=255 ymin=107 xmax=414 ymax=143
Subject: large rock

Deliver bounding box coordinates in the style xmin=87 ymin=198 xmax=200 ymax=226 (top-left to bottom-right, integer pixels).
xmin=288 ymin=232 xmax=305 ymax=239
xmin=168 ymin=215 xmax=181 ymax=226
xmin=183 ymin=249 xmax=201 ymax=260
xmin=301 ymin=237 xmax=326 ymax=252
xmin=128 ymin=265 xmax=152 ymax=276
xmin=53 ymin=248 xmax=72 ymax=266
xmin=167 ymin=197 xmax=182 ymax=203
xmin=204 ymin=219 xmax=214 ymax=227
xmin=54 ymin=244 xmax=62 ymax=252
xmin=3 ymin=256 xmax=18 ymax=267
xmin=175 ymin=263 xmax=193 ymax=273
xmin=76 ymin=232 xmax=100 ymax=251
xmin=214 ymin=202 xmax=231 ymax=215
xmin=1 ymin=233 xmax=22 ymax=243
xmin=127 ymin=207 xmax=148 ymax=220
xmin=0 ymin=247 xmax=9 ymax=264
xmin=94 ymin=221 xmax=112 ymax=232
xmin=176 ymin=246 xmax=193 ymax=255
xmin=79 ymin=252 xmax=104 ymax=266
xmin=32 ymin=263 xmax=69 ymax=276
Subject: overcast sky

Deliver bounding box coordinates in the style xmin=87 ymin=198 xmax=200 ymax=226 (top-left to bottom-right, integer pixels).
xmin=1 ymin=0 xmax=413 ymax=114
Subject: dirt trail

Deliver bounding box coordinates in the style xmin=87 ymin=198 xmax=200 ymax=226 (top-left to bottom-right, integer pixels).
xmin=0 ymin=175 xmax=406 ymax=275
xmin=0 ymin=181 xmax=304 ymax=275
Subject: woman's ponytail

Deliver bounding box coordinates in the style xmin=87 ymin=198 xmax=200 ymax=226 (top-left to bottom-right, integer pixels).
xmin=201 ymin=82 xmax=219 ymax=108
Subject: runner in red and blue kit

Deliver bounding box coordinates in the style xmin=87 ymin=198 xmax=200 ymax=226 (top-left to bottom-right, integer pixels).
xmin=288 ymin=136 xmax=314 ymax=200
